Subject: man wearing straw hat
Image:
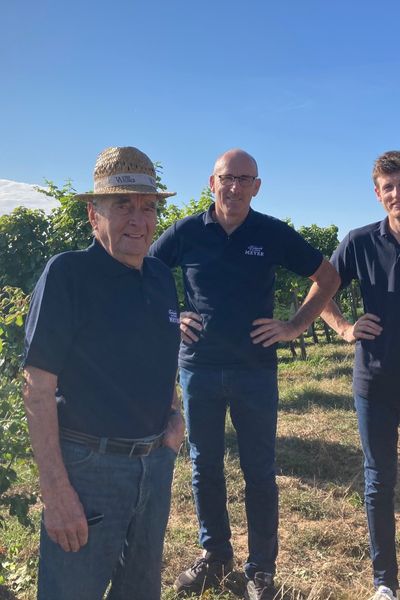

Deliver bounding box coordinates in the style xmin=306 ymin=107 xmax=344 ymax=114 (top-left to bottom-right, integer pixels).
xmin=150 ymin=148 xmax=339 ymax=600
xmin=22 ymin=146 xmax=184 ymax=600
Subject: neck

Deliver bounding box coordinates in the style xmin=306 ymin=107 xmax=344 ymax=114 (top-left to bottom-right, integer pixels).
xmin=213 ymin=207 xmax=248 ymax=235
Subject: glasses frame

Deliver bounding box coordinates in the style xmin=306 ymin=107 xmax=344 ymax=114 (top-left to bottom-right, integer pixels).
xmin=217 ymin=175 xmax=258 ymax=187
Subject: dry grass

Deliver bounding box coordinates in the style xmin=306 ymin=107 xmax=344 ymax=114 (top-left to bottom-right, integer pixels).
xmin=162 ymin=341 xmax=400 ymax=600
xmin=2 ymin=340 xmax=400 ymax=599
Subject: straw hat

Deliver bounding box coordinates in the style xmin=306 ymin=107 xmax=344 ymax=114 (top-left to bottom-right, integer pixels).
xmin=74 ymin=146 xmax=176 ymax=201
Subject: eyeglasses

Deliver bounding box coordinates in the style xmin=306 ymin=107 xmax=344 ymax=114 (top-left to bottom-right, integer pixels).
xmin=217 ymin=175 xmax=257 ymax=187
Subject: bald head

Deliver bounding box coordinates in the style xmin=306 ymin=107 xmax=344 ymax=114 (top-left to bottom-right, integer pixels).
xmin=213 ymin=148 xmax=258 ymax=176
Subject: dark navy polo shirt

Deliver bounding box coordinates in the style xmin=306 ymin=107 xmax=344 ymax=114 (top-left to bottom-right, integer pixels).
xmin=149 ymin=204 xmax=323 ymax=369
xmin=331 ymin=218 xmax=400 ymax=399
xmin=24 ymin=239 xmax=180 ymax=438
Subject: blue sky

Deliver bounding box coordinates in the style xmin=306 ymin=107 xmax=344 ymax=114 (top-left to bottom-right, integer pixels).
xmin=1 ymin=0 xmax=399 ymax=239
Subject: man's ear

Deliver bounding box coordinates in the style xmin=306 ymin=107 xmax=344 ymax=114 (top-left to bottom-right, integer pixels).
xmin=209 ymin=174 xmax=215 ymax=193
xmin=87 ymin=202 xmax=98 ymax=231
xmin=252 ymin=178 xmax=261 ymax=197
xmin=374 ymin=185 xmax=383 ymax=205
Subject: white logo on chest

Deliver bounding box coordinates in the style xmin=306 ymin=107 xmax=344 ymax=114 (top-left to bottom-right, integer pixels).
xmin=168 ymin=309 xmax=180 ymax=324
xmin=245 ymin=245 xmax=264 ymax=256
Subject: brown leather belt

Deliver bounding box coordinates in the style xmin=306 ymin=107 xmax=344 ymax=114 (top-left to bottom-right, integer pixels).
xmin=60 ymin=427 xmax=163 ymax=457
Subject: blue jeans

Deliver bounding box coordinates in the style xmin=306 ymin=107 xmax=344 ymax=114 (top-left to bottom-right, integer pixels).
xmin=37 ymin=440 xmax=176 ymax=600
xmin=355 ymin=394 xmax=400 ymax=593
xmin=179 ymin=366 xmax=279 ymax=578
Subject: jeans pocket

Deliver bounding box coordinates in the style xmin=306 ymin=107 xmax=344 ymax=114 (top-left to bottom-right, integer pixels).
xmin=60 ymin=440 xmax=95 ymax=468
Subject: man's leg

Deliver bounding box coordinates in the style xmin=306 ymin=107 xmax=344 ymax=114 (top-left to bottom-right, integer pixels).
xmin=37 ymin=440 xmax=157 ymax=600
xmin=174 ymin=367 xmax=234 ymax=595
xmin=179 ymin=366 xmax=233 ymax=559
xmin=107 ymin=446 xmax=176 ymax=600
xmin=355 ymin=394 xmax=399 ymax=594
xmin=229 ymin=368 xmax=279 ymax=580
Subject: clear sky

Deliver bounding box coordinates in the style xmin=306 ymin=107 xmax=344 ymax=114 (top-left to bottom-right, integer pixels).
xmin=1 ymin=0 xmax=399 ymax=239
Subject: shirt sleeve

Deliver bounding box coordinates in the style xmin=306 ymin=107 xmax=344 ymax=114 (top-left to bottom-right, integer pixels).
xmin=330 ymin=232 xmax=356 ymax=289
xmin=278 ymin=221 xmax=324 ymax=277
xmin=23 ymin=256 xmax=77 ymax=375
xmin=149 ymin=223 xmax=181 ymax=268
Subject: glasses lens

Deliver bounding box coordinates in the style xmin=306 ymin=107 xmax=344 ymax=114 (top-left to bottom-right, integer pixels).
xmin=219 ymin=175 xmax=234 ymax=185
xmin=238 ymin=176 xmax=255 ymax=186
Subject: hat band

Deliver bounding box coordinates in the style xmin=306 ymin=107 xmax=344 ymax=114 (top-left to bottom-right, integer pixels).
xmin=95 ymin=172 xmax=156 ymax=191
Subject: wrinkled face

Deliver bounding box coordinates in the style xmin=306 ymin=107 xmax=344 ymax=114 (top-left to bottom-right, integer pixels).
xmin=210 ymin=151 xmax=261 ymax=227
xmin=88 ymin=194 xmax=158 ymax=268
xmin=375 ymin=172 xmax=400 ymax=221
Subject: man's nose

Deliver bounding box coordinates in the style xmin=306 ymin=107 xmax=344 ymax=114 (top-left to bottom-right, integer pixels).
xmin=229 ymin=178 xmax=241 ymax=190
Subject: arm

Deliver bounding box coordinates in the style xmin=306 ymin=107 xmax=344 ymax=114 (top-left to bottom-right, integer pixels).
xmin=251 ymin=259 xmax=340 ymax=347
xmin=162 ymin=384 xmax=185 ymax=453
xmin=23 ymin=366 xmax=87 ymax=552
xmin=320 ymin=299 xmax=382 ymax=343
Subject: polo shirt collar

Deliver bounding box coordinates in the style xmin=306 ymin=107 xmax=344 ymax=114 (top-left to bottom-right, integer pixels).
xmin=204 ymin=203 xmax=257 ymax=230
xmin=379 ymin=217 xmax=389 ymax=237
xmin=88 ymin=238 xmax=147 ymax=279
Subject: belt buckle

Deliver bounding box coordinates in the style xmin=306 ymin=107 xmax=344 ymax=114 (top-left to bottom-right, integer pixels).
xmin=128 ymin=441 xmax=152 ymax=458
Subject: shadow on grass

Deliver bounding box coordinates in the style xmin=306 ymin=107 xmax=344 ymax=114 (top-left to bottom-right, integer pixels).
xmin=276 ymin=435 xmax=363 ymax=490
xmin=224 ymin=431 xmax=363 ymax=492
xmin=279 ymin=388 xmax=354 ymax=412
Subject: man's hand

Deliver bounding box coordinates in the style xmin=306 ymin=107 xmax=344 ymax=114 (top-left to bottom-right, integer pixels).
xmin=250 ymin=318 xmax=299 ymax=347
xmin=42 ymin=482 xmax=88 ymax=552
xmin=342 ymin=313 xmax=382 ymax=343
xmin=163 ymin=411 xmax=185 ymax=454
xmin=180 ymin=312 xmax=203 ymax=344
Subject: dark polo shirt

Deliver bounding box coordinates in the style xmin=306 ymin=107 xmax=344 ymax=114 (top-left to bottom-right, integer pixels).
xmin=24 ymin=239 xmax=180 ymax=438
xmin=149 ymin=204 xmax=323 ymax=369
xmin=331 ymin=218 xmax=400 ymax=399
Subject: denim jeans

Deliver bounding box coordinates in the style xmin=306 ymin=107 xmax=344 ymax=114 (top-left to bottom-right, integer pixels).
xmin=179 ymin=366 xmax=279 ymax=578
xmin=37 ymin=440 xmax=176 ymax=600
xmin=355 ymin=394 xmax=400 ymax=593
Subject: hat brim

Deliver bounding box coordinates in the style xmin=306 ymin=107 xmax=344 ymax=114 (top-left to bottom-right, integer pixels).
xmin=73 ymin=190 xmax=176 ymax=202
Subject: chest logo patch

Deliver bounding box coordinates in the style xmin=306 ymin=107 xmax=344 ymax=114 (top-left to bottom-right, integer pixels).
xmin=245 ymin=245 xmax=265 ymax=257
xmin=168 ymin=309 xmax=180 ymax=324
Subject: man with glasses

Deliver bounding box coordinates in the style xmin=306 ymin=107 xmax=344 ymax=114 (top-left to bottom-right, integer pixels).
xmin=150 ymin=148 xmax=339 ymax=600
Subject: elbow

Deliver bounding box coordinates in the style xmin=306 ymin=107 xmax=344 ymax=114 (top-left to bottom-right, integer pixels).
xmin=311 ymin=260 xmax=341 ymax=298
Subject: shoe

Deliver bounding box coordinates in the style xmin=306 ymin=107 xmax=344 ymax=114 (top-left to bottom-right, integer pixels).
xmin=245 ymin=572 xmax=276 ymax=600
xmin=174 ymin=552 xmax=234 ymax=595
xmin=371 ymin=586 xmax=397 ymax=600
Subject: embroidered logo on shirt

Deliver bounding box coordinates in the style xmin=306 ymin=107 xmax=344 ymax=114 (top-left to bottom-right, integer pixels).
xmin=245 ymin=245 xmax=264 ymax=256
xmin=168 ymin=309 xmax=180 ymax=324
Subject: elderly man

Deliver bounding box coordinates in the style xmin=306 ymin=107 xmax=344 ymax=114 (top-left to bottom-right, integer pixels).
xmin=320 ymin=151 xmax=400 ymax=600
xmin=23 ymin=146 xmax=184 ymax=600
xmin=149 ymin=148 xmax=339 ymax=600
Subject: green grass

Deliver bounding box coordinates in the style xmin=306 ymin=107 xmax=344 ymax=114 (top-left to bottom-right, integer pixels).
xmin=1 ymin=340 xmax=395 ymax=599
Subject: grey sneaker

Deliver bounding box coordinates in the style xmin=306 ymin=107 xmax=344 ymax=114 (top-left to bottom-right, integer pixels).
xmin=174 ymin=552 xmax=234 ymax=595
xmin=245 ymin=572 xmax=276 ymax=600
xmin=370 ymin=586 xmax=397 ymax=600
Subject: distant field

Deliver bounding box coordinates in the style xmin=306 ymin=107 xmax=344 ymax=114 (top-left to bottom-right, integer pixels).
xmin=2 ymin=341 xmax=398 ymax=599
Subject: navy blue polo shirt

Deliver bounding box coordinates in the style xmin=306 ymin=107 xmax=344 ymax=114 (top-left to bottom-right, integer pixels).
xmin=149 ymin=204 xmax=323 ymax=369
xmin=331 ymin=218 xmax=400 ymax=399
xmin=24 ymin=239 xmax=180 ymax=438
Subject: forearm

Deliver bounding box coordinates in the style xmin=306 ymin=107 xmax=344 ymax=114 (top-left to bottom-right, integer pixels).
xmin=23 ymin=367 xmax=70 ymax=500
xmin=320 ymin=299 xmax=353 ymax=338
xmin=290 ymin=261 xmax=340 ymax=336
xmin=164 ymin=382 xmax=185 ymax=452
